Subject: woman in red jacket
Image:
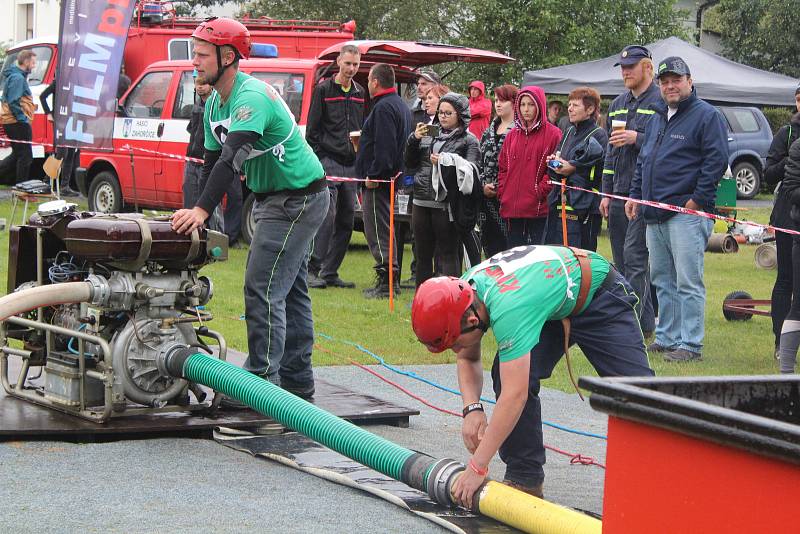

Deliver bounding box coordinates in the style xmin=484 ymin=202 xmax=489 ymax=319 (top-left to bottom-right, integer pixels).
xmin=468 ymin=80 xmax=492 ymax=139
xmin=497 ymin=85 xmax=562 ymax=247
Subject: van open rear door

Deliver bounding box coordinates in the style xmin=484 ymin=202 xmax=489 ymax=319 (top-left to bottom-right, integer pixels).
xmin=317 ymin=41 xmax=514 ymax=67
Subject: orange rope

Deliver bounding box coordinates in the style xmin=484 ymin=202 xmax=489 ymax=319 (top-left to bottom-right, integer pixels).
xmin=388 ymin=177 xmax=395 ymax=312
xmin=560 ymin=177 xmax=568 ymax=246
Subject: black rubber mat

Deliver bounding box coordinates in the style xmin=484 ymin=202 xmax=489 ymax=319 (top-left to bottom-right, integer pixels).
xmin=215 ymin=429 xmax=521 ymax=534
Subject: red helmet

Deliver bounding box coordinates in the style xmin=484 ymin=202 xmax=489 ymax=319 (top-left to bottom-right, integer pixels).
xmin=192 ymin=17 xmax=251 ymax=59
xmin=411 ymin=277 xmax=474 ymax=353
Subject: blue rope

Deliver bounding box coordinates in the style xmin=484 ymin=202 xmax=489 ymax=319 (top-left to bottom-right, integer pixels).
xmin=318 ymin=333 xmax=607 ymax=440
xmin=67 ymin=324 xmax=88 ymax=356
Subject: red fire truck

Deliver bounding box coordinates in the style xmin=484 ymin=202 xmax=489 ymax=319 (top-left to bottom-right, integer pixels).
xmin=0 ymin=1 xmax=356 ymax=174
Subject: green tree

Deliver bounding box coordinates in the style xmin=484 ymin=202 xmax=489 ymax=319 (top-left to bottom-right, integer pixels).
xmin=714 ymin=0 xmax=800 ymax=78
xmin=238 ymin=0 xmax=460 ymax=41
xmin=461 ymin=0 xmax=686 ymax=85
xmin=236 ymin=0 xmax=685 ymax=91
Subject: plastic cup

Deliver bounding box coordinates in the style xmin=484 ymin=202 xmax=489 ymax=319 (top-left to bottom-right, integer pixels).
xmin=611 ymin=119 xmax=626 ymax=132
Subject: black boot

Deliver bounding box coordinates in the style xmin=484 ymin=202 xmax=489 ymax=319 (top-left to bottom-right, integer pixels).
xmin=363 ymin=269 xmax=402 ymax=299
xmin=363 ymin=269 xmax=388 ymax=299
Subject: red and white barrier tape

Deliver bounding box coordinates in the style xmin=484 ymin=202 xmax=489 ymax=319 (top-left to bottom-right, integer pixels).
xmin=119 ymin=144 xmax=204 ymax=164
xmin=550 ymin=180 xmax=800 ymax=237
xmin=0 ymin=135 xmax=53 ymax=149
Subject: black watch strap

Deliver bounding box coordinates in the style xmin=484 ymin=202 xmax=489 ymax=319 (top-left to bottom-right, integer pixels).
xmin=462 ymin=402 xmax=484 ymax=418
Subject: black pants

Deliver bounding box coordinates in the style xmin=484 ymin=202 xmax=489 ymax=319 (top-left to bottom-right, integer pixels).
xmin=412 ymin=203 xmax=460 ymax=287
xmin=772 ymin=230 xmax=794 ymax=346
xmin=543 ymin=210 xmax=583 ymax=247
xmin=491 ymin=269 xmax=654 ymax=488
xmin=480 ymin=196 xmax=507 ymax=258
xmin=506 ymin=217 xmax=546 ymax=248
xmin=55 ymin=146 xmax=80 ymax=189
xmin=309 ymin=157 xmax=357 ymax=278
xmin=0 ymin=122 xmax=32 ymax=185
xmin=362 ymin=184 xmax=398 ymax=274
xmin=580 ymin=213 xmax=602 ymax=252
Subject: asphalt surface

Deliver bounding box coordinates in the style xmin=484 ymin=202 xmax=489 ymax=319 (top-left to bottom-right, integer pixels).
xmin=0 ymin=364 xmax=608 ymax=533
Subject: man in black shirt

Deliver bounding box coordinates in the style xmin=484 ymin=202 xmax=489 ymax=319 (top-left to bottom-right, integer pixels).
xmin=306 ymin=44 xmax=364 ymax=288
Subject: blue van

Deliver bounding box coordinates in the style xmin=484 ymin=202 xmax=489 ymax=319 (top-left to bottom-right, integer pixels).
xmin=717 ymin=106 xmax=773 ymax=200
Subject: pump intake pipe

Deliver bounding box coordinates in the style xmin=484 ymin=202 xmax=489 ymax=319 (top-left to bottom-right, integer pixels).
xmin=164 ymin=348 xmax=601 ymax=534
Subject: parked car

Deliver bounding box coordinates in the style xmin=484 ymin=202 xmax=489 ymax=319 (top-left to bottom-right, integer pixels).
xmin=716 ymin=106 xmax=773 ymax=200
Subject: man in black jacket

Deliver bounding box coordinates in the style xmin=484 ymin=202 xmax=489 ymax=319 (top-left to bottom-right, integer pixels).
xmin=356 ymin=63 xmax=413 ymax=298
xmin=306 ymin=44 xmax=364 ymax=289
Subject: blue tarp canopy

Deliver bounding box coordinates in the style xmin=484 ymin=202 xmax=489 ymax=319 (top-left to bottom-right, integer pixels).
xmin=523 ymin=37 xmax=797 ymax=106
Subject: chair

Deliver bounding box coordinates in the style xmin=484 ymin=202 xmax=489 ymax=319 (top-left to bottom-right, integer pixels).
xmin=9 ymin=178 xmax=57 ymax=229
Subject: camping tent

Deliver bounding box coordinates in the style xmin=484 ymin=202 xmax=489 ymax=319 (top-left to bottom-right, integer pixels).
xmin=523 ymin=36 xmax=797 ymax=106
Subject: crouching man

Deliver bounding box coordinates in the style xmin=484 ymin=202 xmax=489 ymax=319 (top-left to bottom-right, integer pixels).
xmin=411 ymin=245 xmax=654 ymax=506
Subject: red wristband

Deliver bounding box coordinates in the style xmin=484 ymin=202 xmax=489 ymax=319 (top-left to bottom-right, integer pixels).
xmin=468 ymin=458 xmax=488 ymax=477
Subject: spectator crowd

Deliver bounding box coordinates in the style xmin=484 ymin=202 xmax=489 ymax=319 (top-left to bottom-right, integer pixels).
xmin=9 ymin=38 xmax=800 ymax=369
xmin=305 ymin=43 xmax=741 ymax=364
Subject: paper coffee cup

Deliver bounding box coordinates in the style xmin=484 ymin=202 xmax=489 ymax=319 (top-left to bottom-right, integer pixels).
xmin=349 ymin=130 xmax=361 ymax=152
xmin=611 ymin=119 xmax=626 ymax=132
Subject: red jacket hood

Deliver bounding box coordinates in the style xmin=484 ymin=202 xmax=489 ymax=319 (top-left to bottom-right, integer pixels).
xmin=514 ymin=85 xmax=547 ymax=134
xmin=469 ymin=80 xmax=486 ymax=100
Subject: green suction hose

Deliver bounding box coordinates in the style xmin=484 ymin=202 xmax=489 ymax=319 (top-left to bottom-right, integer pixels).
xmin=177 ymin=351 xmax=417 ymax=480
xmin=166 ymin=349 xmax=602 ymax=534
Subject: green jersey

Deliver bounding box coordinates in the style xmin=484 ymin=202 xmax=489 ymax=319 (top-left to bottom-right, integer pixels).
xmin=204 ymin=71 xmax=324 ymax=193
xmin=461 ymin=246 xmax=611 ymax=362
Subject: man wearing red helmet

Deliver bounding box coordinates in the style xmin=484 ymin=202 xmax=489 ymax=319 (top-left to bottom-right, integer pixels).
xmin=411 ymin=245 xmax=653 ymax=506
xmin=172 ymin=18 xmax=328 ymax=402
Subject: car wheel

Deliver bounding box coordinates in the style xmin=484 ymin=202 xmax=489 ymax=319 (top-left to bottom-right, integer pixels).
xmin=88 ymin=171 xmax=123 ymax=213
xmin=733 ymin=162 xmax=760 ymax=200
xmin=722 ymin=290 xmax=753 ymax=321
xmin=241 ymin=193 xmax=256 ymax=245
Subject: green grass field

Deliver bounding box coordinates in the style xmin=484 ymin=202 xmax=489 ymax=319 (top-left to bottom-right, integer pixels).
xmin=0 ymin=194 xmax=782 ymax=393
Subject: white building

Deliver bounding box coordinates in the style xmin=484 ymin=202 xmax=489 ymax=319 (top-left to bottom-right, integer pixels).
xmin=1 ymin=0 xmax=61 ymax=48
xmin=0 ymin=0 xmax=240 ymax=50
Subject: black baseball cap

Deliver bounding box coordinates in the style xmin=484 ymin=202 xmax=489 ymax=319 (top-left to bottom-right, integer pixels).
xmin=657 ymin=56 xmax=691 ymax=78
xmin=614 ymin=45 xmax=652 ymax=67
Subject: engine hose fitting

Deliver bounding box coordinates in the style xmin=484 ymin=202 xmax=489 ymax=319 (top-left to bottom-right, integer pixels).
xmin=400 ymin=452 xmax=437 ymax=493
xmin=84 ymin=274 xmax=111 ymax=306
xmin=163 ymin=345 xmax=197 ymax=379
xmin=426 ymin=458 xmax=465 ymax=507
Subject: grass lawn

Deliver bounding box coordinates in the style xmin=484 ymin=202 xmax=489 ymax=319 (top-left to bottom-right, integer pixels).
xmin=0 ymin=194 xmax=782 ymax=393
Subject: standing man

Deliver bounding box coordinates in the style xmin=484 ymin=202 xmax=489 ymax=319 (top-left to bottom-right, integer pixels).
xmin=172 ymin=17 xmax=328 ymax=400
xmin=306 ymin=44 xmax=364 ymax=289
xmin=355 ymin=63 xmax=413 ymax=298
xmin=411 ymin=246 xmax=654 ymax=505
xmin=411 ymin=68 xmax=441 ymax=122
xmin=39 ymin=79 xmax=80 ymax=197
xmin=0 ymin=50 xmax=37 ymax=185
xmin=182 ymin=73 xmax=224 ymax=232
xmin=599 ymin=45 xmax=660 ymax=337
xmin=627 ymin=57 xmax=729 ymax=362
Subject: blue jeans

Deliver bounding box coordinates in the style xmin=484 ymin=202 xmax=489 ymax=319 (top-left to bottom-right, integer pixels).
xmin=243 ymin=189 xmax=329 ymax=384
xmin=646 ymin=214 xmax=713 ymax=353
